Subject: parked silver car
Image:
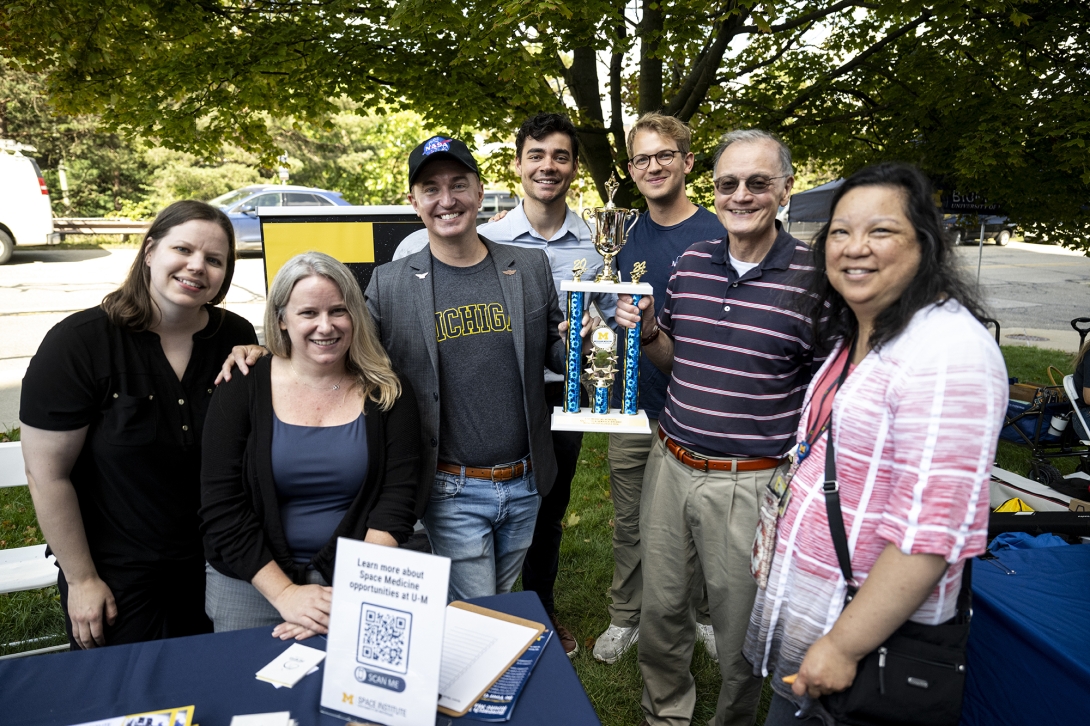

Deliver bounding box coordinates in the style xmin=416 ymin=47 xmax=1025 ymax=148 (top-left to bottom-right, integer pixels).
xmin=478 ymin=190 xmax=519 ymax=222
xmin=209 ymin=185 xmax=350 ymax=252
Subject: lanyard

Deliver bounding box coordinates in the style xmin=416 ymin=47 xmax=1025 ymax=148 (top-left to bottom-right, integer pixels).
xmin=797 ymin=338 xmax=856 ymax=464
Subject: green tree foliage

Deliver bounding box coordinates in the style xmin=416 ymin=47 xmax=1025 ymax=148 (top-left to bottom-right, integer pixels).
xmin=271 ymin=104 xmax=430 ymax=205
xmin=2 ymin=1 xmax=1086 ymax=236
xmin=1 ymin=58 xmax=435 ymax=216
xmin=0 ymin=58 xmax=148 ymax=216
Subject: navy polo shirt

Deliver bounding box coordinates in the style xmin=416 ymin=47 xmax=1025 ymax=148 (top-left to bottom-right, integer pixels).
xmin=657 ymin=225 xmax=821 ymax=458
xmin=613 ymin=206 xmax=725 ymax=419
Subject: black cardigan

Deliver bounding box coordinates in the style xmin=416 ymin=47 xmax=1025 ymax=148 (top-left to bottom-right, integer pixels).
xmin=199 ymin=356 xmax=422 ymax=585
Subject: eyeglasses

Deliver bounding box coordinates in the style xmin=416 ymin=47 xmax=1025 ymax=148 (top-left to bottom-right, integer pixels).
xmin=631 ymin=150 xmax=681 ymax=170
xmin=713 ymin=175 xmax=786 ymax=195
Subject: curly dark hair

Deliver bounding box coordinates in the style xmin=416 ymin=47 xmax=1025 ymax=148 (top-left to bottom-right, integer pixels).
xmin=807 ymin=163 xmax=987 ymax=353
xmin=515 ymin=113 xmax=579 ymax=162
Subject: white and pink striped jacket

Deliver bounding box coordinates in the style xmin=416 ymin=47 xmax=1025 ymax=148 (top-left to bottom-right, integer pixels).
xmin=744 ymin=301 xmax=1008 ymax=701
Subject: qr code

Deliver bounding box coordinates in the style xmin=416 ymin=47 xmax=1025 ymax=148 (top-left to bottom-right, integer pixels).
xmin=357 ymin=602 xmax=412 ymax=674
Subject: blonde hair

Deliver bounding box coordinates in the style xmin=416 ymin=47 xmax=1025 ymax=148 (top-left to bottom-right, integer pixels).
xmin=265 ymin=252 xmax=401 ymax=410
xmin=626 ymin=113 xmax=693 ymax=158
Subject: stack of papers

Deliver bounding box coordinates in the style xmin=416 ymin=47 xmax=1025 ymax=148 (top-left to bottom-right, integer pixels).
xmin=255 ymin=643 xmax=326 ymax=688
xmin=230 ymin=713 xmax=297 ymax=726
xmin=70 ymin=705 xmax=194 ymax=726
xmin=436 ymin=603 xmax=545 ymax=718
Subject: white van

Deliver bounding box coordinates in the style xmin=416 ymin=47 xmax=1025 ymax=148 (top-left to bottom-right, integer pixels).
xmin=0 ymin=145 xmax=56 ymax=263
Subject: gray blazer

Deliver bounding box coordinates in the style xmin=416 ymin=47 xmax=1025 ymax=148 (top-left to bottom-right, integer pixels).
xmin=364 ymin=236 xmax=567 ymax=510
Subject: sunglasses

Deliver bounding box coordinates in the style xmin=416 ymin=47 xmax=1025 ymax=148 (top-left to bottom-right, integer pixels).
xmin=630 ymin=150 xmax=681 ymax=170
xmin=713 ymin=175 xmax=786 ymax=195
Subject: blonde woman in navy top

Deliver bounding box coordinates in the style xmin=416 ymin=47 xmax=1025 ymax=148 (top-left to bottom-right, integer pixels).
xmin=200 ymin=252 xmax=420 ymax=640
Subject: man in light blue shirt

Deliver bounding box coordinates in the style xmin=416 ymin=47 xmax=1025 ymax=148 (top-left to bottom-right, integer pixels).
xmin=394 ymin=113 xmax=614 ymax=658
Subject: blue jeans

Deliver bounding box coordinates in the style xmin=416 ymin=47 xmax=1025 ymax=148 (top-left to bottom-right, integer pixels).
xmin=423 ymin=462 xmax=541 ymax=602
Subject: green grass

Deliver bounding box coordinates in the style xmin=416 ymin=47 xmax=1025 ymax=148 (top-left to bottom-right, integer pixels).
xmin=0 ymin=343 xmax=1079 ymax=719
xmin=552 ymin=433 xmax=773 ymax=725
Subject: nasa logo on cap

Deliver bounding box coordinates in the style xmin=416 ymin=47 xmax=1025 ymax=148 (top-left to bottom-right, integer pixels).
xmin=408 ymin=134 xmax=480 ymax=187
xmin=423 ymin=137 xmax=452 ymax=156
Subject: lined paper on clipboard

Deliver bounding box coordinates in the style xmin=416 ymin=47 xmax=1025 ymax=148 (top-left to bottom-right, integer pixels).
xmin=436 ymin=602 xmax=545 ymax=717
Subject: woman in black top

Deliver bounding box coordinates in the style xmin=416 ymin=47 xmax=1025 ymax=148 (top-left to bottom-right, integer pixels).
xmin=20 ymin=201 xmax=257 ymax=649
xmin=200 ymin=252 xmax=420 ymax=640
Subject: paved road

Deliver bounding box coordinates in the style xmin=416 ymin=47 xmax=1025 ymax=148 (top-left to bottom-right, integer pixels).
xmin=0 ymin=248 xmax=267 ymax=429
xmin=957 ymin=240 xmax=1090 ymax=349
xmin=1 ymin=241 xmax=1088 ymax=429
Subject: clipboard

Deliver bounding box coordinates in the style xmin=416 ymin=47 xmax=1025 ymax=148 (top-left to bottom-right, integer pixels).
xmin=436 ymin=601 xmax=546 ymax=717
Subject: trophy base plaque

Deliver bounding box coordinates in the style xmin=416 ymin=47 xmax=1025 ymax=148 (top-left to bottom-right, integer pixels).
xmin=551 ymin=406 xmax=651 ymax=434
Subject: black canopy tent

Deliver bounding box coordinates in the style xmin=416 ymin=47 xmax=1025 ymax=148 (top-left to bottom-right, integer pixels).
xmin=785 ymin=176 xmax=1001 ymax=283
xmin=786 ymin=179 xmax=843 ymax=224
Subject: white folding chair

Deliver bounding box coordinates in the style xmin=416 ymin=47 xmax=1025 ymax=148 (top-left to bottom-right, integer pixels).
xmin=0 ymin=442 xmax=59 ymax=594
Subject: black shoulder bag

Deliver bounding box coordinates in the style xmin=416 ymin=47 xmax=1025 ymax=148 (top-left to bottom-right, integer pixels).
xmin=820 ymin=418 xmax=972 ymax=726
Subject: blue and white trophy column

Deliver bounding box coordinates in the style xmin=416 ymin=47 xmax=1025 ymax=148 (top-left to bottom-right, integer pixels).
xmin=564 ymin=283 xmax=585 ymax=414
xmin=551 ymin=176 xmax=652 ymax=434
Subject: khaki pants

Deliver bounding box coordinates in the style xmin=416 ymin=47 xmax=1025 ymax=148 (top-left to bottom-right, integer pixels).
xmin=607 ymin=421 xmax=710 ymax=628
xmin=638 ymin=435 xmax=778 ymax=726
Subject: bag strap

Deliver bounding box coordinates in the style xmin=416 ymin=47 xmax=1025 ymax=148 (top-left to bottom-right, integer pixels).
xmin=821 ymin=339 xmax=972 ymax=618
xmin=821 ymin=338 xmax=859 ymax=596
xmin=1048 ymin=365 xmax=1064 ymax=386
xmin=824 ymin=411 xmax=858 ymax=599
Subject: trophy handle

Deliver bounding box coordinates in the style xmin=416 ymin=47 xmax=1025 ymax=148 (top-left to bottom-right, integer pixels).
xmin=625 ymin=209 xmax=641 ymax=235
xmin=582 ymin=208 xmax=596 ymax=227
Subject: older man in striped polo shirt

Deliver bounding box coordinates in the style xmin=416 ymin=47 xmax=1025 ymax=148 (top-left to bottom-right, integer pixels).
xmin=616 ymin=129 xmax=819 ymax=726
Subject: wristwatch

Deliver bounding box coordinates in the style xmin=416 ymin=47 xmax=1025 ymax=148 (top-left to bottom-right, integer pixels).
xmin=641 ymin=323 xmax=660 ymax=346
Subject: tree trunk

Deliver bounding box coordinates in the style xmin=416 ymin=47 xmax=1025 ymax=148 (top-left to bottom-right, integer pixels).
xmin=113 ymin=168 xmax=122 ymax=213
xmin=567 ymin=45 xmax=635 ymax=206
xmin=638 ymin=0 xmax=664 ymax=115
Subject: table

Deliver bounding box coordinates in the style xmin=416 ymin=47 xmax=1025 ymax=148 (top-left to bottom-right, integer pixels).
xmin=960 ymin=544 xmax=1090 ymax=725
xmin=0 ymin=591 xmax=600 ymax=726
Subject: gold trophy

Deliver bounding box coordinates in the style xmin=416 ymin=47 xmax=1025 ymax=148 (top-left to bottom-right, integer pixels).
xmin=582 ymin=176 xmax=641 ymax=283
xmin=555 ymin=175 xmax=653 ymax=434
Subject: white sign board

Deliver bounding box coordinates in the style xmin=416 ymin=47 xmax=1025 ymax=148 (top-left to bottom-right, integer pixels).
xmin=320 ymin=538 xmax=451 ymax=726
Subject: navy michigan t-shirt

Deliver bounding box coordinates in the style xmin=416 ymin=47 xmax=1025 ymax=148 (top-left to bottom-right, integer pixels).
xmin=613 ymin=206 xmax=725 ymax=419
xmin=431 ymin=253 xmax=530 ymax=466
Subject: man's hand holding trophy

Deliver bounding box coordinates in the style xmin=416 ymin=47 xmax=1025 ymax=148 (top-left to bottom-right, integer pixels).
xmin=553 ymin=176 xmax=653 ymax=434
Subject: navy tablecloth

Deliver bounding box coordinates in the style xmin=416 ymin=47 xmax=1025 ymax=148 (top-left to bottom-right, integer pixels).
xmin=0 ymin=591 xmax=600 ymax=726
xmin=961 ymin=544 xmax=1090 ymax=725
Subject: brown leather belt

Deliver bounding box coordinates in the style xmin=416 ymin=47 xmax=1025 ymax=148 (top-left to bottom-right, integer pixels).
xmin=436 ymin=459 xmax=532 ymax=481
xmin=658 ymin=428 xmax=785 ymax=472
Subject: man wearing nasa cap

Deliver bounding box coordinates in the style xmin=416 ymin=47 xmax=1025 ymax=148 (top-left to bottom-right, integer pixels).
xmin=396 ymin=114 xmax=613 ymax=657
xmin=365 ymin=135 xmax=571 ymax=604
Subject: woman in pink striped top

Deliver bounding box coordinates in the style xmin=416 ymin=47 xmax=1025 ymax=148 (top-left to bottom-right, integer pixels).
xmin=745 ymin=164 xmax=1008 ymax=724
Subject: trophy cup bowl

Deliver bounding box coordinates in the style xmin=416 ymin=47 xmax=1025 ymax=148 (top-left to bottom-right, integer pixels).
xmin=553 ymin=174 xmax=652 ymax=434
xmin=581 ymin=208 xmax=641 ymax=283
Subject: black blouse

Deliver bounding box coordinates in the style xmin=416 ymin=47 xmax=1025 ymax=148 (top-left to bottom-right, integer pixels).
xmin=20 ymin=306 xmax=257 ymax=582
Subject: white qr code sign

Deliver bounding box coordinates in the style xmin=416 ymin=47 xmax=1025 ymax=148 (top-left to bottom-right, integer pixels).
xmin=358 ymin=603 xmax=412 ymax=675
xmin=321 ymin=538 xmax=451 ymax=726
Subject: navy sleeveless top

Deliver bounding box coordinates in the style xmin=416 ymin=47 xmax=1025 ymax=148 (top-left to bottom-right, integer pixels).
xmin=272 ymin=412 xmax=369 ymax=564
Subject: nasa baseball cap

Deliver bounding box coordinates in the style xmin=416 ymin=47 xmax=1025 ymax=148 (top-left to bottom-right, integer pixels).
xmin=407 ymin=135 xmax=480 ymax=187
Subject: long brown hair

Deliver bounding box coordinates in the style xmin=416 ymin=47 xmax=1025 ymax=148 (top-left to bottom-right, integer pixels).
xmin=102 ymin=200 xmax=237 ymax=331
xmin=265 ymin=252 xmax=401 ymax=410
xmin=1075 ymin=338 xmax=1090 ymax=372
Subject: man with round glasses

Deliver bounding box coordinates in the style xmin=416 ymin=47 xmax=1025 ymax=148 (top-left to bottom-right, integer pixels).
xmin=615 ymin=129 xmax=820 ymax=726
xmin=593 ymin=112 xmax=725 ymax=666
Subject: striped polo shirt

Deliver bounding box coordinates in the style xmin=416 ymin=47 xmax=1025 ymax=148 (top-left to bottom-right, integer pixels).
xmin=657 ymin=226 xmax=820 ymax=458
